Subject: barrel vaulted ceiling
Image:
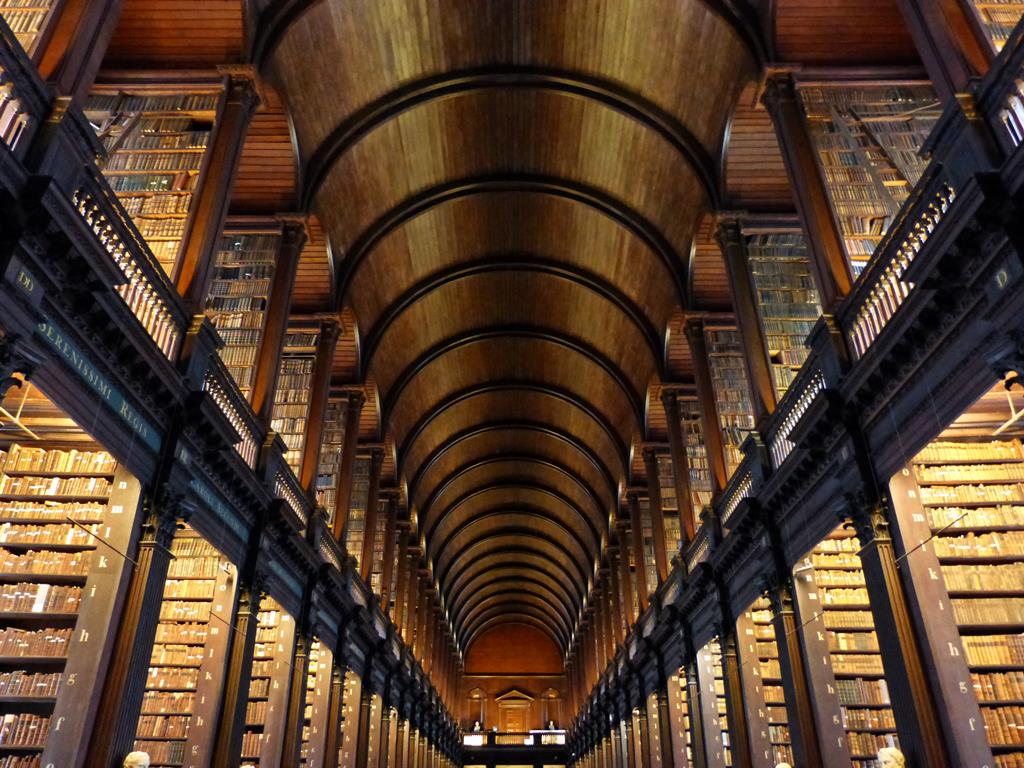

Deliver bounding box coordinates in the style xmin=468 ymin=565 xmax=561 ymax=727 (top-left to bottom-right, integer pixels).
xmin=257 ymin=0 xmax=758 ymax=655
xmin=105 ymin=0 xmax=919 ymax=660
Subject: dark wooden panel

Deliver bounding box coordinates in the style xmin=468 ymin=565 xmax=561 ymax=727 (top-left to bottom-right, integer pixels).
xmin=775 ymin=0 xmax=918 ymax=64
xmin=106 ymin=0 xmax=243 ymax=68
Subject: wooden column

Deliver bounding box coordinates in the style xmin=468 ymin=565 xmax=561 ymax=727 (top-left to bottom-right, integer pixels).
xmin=354 ymin=682 xmax=376 ymax=767
xmin=894 ymin=0 xmax=991 ymax=103
xmin=847 ymin=501 xmax=952 ymax=767
xmin=249 ymin=217 xmax=307 ymax=424
xmin=332 ymin=391 xmax=366 ymax=542
xmin=661 ymin=390 xmax=697 ymax=542
xmin=610 ymin=722 xmax=623 ymax=768
xmin=210 ymin=582 xmax=263 ymax=768
xmin=716 ymin=218 xmax=777 ymax=423
xmin=83 ymin=499 xmax=178 ymax=766
xmin=359 ymin=447 xmax=385 ymax=582
xmin=642 ymin=447 xmax=670 ymax=583
xmin=683 ymin=318 xmax=729 ymax=499
xmin=37 ymin=0 xmax=122 ymax=102
xmin=615 ymin=523 xmax=636 ymax=628
xmin=653 ymin=687 xmax=677 ymax=767
xmin=762 ymin=73 xmax=852 ymax=313
xmin=379 ymin=702 xmax=394 ymax=768
xmin=176 ymin=68 xmax=261 ymax=311
xmin=379 ymin=493 xmax=399 ymax=612
xmin=394 ymin=716 xmax=408 ymax=767
xmin=717 ymin=628 xmax=753 ymax=768
xmin=299 ymin=318 xmax=342 ymax=494
xmin=393 ymin=527 xmax=411 ymax=633
xmin=323 ymin=662 xmax=346 ymax=768
xmin=627 ymin=492 xmax=649 ymax=611
xmin=764 ymin=575 xmax=826 ymax=768
xmin=281 ymin=631 xmax=313 ymax=767
xmin=634 ymin=704 xmax=651 ymax=768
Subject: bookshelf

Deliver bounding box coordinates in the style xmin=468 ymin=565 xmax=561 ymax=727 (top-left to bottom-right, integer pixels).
xmin=0 ymin=442 xmax=139 ymax=766
xmin=745 ymin=231 xmax=822 ymax=398
xmin=798 ymin=83 xmax=941 ymax=276
xmin=369 ymin=500 xmax=386 ymax=595
xmin=315 ymin=399 xmax=348 ymax=522
xmin=967 ymin=2 xmax=1024 ymax=51
xmin=695 ymin=639 xmax=731 ymax=768
xmin=909 ymin=437 xmax=1024 ymax=762
xmin=668 ymin=670 xmax=693 ymax=765
xmin=205 ymin=231 xmax=280 ymax=397
xmin=638 ymin=496 xmax=658 ymax=596
xmin=83 ymin=91 xmax=220 ymax=279
xmin=746 ymin=597 xmax=793 ymax=766
xmin=337 ymin=669 xmax=361 ymax=767
xmin=679 ymin=400 xmax=713 ymax=513
xmin=300 ymin=638 xmax=333 ymax=767
xmin=270 ymin=330 xmax=319 ymax=474
xmin=240 ymin=596 xmax=295 ymax=767
xmin=0 ymin=0 xmax=59 ymax=55
xmin=344 ymin=457 xmax=371 ymax=567
xmin=657 ymin=453 xmax=684 ymax=553
xmin=703 ymin=326 xmax=756 ymax=476
xmin=807 ymin=528 xmax=900 ymax=766
xmin=134 ymin=526 xmax=237 ymax=767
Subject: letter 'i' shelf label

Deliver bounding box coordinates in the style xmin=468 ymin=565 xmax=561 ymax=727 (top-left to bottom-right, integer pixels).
xmin=5 ymin=259 xmax=162 ymax=452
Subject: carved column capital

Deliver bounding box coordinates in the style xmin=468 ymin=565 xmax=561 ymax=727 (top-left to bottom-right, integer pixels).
xmin=0 ymin=334 xmax=41 ymax=401
xmin=843 ymin=491 xmax=891 ymax=548
xmin=761 ymin=69 xmax=800 ymax=115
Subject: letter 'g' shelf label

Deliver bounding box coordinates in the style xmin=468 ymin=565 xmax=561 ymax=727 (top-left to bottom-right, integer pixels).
xmin=34 ymin=316 xmax=161 ymax=452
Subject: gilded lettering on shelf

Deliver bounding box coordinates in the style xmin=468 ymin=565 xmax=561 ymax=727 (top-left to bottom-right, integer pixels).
xmin=34 ymin=316 xmax=161 ymax=450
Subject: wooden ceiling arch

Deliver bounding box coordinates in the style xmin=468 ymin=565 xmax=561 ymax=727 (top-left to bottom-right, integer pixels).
xmin=398 ymin=384 xmax=630 ymax=486
xmin=417 ymin=466 xmax=606 ymax=544
xmin=428 ymin=501 xmax=598 ymax=569
xmin=447 ymin=555 xmax=587 ymax=615
xmin=451 ymin=568 xmax=582 ymax=622
xmin=459 ymin=596 xmax=573 ymax=650
xmin=258 ymin=0 xmax=758 ymax=655
xmin=452 ymin=582 xmax=576 ymax=640
xmin=407 ymin=423 xmax=619 ymax=516
xmin=331 ymin=175 xmax=692 ymax=308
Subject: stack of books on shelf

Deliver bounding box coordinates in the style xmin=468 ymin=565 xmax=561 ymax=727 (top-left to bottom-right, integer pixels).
xmin=678 ymin=401 xmax=713 ymax=512
xmin=745 ymin=232 xmax=822 ymax=398
xmin=0 ymin=443 xmax=118 ymax=764
xmin=703 ymin=327 xmax=756 ymax=475
xmin=134 ymin=528 xmax=232 ymax=767
xmin=315 ymin=399 xmax=348 ymax=522
xmin=704 ymin=639 xmax=733 ymax=767
xmin=798 ymin=83 xmax=941 ymax=276
xmin=638 ymin=496 xmax=659 ymax=597
xmin=270 ymin=330 xmax=320 ymax=473
xmin=344 ymin=457 xmax=371 ymax=568
xmin=656 ymin=453 xmax=684 ymax=552
xmin=811 ymin=529 xmax=900 ymax=765
xmin=300 ymin=639 xmax=325 ymax=767
xmin=0 ymin=0 xmax=57 ymax=55
xmin=83 ymin=91 xmax=219 ymax=278
xmin=669 ymin=670 xmax=693 ymax=763
xmin=912 ymin=438 xmax=1024 ymax=764
xmin=205 ymin=232 xmax=280 ymax=396
xmin=369 ymin=499 xmax=387 ymax=596
xmin=966 ymin=1 xmax=1024 ymax=51
xmin=241 ymin=596 xmax=294 ymax=767
xmin=749 ymin=597 xmax=793 ymax=766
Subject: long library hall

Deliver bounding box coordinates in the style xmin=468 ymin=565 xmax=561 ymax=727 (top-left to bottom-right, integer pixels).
xmin=2 ymin=1 xmax=1024 ymax=768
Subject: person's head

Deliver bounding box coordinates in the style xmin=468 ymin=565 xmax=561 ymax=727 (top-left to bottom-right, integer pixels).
xmin=123 ymin=753 xmax=150 ymax=768
xmin=878 ymin=747 xmax=905 ymax=767
xmin=775 ymin=763 xmax=793 ymax=768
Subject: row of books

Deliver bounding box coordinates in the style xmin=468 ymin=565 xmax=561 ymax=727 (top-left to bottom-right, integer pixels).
xmin=0 ymin=523 xmax=96 ymax=548
xmin=0 ymin=671 xmax=60 ymax=698
xmin=136 ymin=715 xmax=188 ymax=738
xmin=973 ymin=670 xmax=1024 ymax=702
xmin=0 ymin=549 xmax=90 ymax=575
xmin=144 ymin=666 xmax=198 ymax=690
xmin=120 ymin=193 xmax=192 ymax=217
xmin=1 ymin=446 xmax=116 ymax=475
xmin=915 ymin=462 xmax=1024 ymax=482
xmin=920 ymin=483 xmax=1024 ymax=504
xmin=0 ymin=628 xmax=70 ymax=658
xmin=0 ymin=475 xmax=111 ymax=497
xmin=106 ymin=152 xmax=205 ymax=172
xmin=843 ymin=707 xmax=895 ymax=730
xmin=0 ymin=714 xmax=48 ymax=747
xmin=963 ymin=635 xmax=1024 ymax=666
xmin=928 ymin=505 xmax=1024 ymax=529
xmin=85 ymin=94 xmax=220 ymax=116
xmin=917 ymin=440 xmax=1023 ymax=463
xmin=981 ymin=706 xmax=1024 ymax=745
xmin=161 ymin=578 xmax=216 ymax=600
xmin=943 ymin=563 xmax=1024 ymax=591
xmin=836 ymin=678 xmax=891 ymax=707
xmin=933 ymin=531 xmax=1024 ymax=559
xmin=969 ymin=1 xmax=1024 ymax=50
xmin=833 ymin=654 xmax=885 ymax=675
xmin=0 ymin=502 xmax=104 ymax=524
xmin=0 ymin=583 xmax=80 ymax=614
